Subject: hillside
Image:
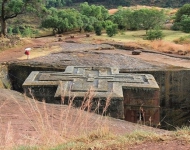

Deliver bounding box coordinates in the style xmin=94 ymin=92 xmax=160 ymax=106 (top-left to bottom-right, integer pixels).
xmin=130 ymin=0 xmax=190 ymax=7
xmin=53 ymin=0 xmax=190 ymax=8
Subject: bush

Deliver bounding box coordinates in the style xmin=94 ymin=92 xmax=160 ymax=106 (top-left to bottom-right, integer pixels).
xmin=94 ymin=23 xmax=102 ymax=36
xmin=84 ymin=25 xmax=94 ymax=32
xmin=145 ymin=29 xmax=163 ymax=40
xmin=15 ymin=27 xmax=21 ymax=35
xmin=180 ymin=15 xmax=190 ymax=33
xmin=7 ymin=27 xmax=13 ymax=35
xmin=10 ymin=26 xmax=24 ymax=35
xmin=173 ymin=36 xmax=186 ymax=44
xmin=106 ymin=24 xmax=118 ymax=37
xmin=171 ymin=22 xmax=181 ymax=31
xmin=22 ymin=27 xmax=33 ymax=37
xmin=173 ymin=36 xmax=190 ymax=44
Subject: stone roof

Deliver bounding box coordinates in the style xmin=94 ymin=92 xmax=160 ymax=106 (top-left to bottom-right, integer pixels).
xmin=23 ymin=66 xmax=159 ymax=99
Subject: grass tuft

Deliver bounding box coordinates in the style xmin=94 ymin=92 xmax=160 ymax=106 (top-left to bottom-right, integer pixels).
xmin=174 ymin=126 xmax=190 ymax=142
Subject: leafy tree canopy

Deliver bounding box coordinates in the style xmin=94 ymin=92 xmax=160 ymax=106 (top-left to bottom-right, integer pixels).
xmin=44 ymin=0 xmax=190 ymax=8
xmin=111 ymin=8 xmax=166 ymax=31
xmin=42 ymin=8 xmax=83 ymax=33
xmin=180 ymin=15 xmax=190 ymax=33
xmin=172 ymin=4 xmax=190 ymax=33
xmin=174 ymin=4 xmax=190 ymax=22
xmin=137 ymin=8 xmax=166 ymax=30
xmin=79 ymin=2 xmax=109 ymax=21
xmin=0 ymin=0 xmax=42 ymax=36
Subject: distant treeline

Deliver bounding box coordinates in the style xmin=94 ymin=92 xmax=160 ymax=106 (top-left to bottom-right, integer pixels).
xmin=45 ymin=0 xmax=190 ymax=8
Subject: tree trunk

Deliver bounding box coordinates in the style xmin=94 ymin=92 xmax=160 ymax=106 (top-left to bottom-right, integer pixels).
xmin=1 ymin=0 xmax=6 ymax=37
xmin=1 ymin=19 xmax=7 ymax=36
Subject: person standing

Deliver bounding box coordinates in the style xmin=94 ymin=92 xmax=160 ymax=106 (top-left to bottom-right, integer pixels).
xmin=24 ymin=48 xmax=31 ymax=59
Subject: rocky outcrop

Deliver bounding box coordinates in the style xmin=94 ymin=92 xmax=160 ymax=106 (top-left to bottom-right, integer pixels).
xmin=0 ymin=64 xmax=11 ymax=89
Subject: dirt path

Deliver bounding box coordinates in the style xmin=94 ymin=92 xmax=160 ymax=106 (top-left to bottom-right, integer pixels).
xmin=0 ymin=37 xmax=190 ymax=70
xmin=0 ymin=37 xmax=61 ymax=62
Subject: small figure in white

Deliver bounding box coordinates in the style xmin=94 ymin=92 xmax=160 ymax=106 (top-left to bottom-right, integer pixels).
xmin=24 ymin=47 xmax=31 ymax=59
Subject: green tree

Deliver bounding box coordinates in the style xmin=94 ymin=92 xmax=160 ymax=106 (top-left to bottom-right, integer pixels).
xmin=101 ymin=19 xmax=117 ymax=34
xmin=41 ymin=8 xmax=59 ymax=34
xmin=80 ymin=2 xmax=109 ymax=21
xmin=137 ymin=8 xmax=166 ymax=31
xmin=94 ymin=22 xmax=102 ymax=36
xmin=171 ymin=22 xmax=181 ymax=31
xmin=180 ymin=15 xmax=190 ymax=33
xmin=172 ymin=4 xmax=190 ymax=32
xmin=42 ymin=8 xmax=83 ymax=34
xmin=84 ymin=25 xmax=94 ymax=32
xmin=81 ymin=15 xmax=97 ymax=32
xmin=175 ymin=4 xmax=190 ymax=23
xmin=111 ymin=8 xmax=165 ymax=31
xmin=111 ymin=8 xmax=132 ymax=30
xmin=45 ymin=0 xmax=74 ymax=7
xmin=128 ymin=10 xmax=143 ymax=30
xmin=106 ymin=23 xmax=118 ymax=37
xmin=0 ymin=0 xmax=42 ymax=37
xmin=79 ymin=2 xmax=110 ymax=34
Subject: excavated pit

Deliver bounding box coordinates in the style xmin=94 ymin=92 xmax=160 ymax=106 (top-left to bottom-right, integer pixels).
xmin=1 ymin=42 xmax=190 ymax=129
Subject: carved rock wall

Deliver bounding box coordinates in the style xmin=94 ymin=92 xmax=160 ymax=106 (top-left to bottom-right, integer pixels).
xmin=125 ymin=69 xmax=190 ymax=129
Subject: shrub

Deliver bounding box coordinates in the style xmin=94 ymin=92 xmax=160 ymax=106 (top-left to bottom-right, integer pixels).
xmin=7 ymin=27 xmax=13 ymax=35
xmin=180 ymin=15 xmax=190 ymax=33
xmin=22 ymin=27 xmax=33 ymax=37
xmin=9 ymin=26 xmax=24 ymax=35
xmin=173 ymin=36 xmax=190 ymax=44
xmin=15 ymin=27 xmax=21 ymax=35
xmin=171 ymin=22 xmax=181 ymax=31
xmin=145 ymin=29 xmax=163 ymax=40
xmin=84 ymin=25 xmax=94 ymax=32
xmin=106 ymin=24 xmax=118 ymax=37
xmin=173 ymin=36 xmax=186 ymax=44
xmin=94 ymin=23 xmax=102 ymax=36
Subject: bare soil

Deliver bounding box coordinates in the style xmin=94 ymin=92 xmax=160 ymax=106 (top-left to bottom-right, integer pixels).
xmin=0 ymin=89 xmax=190 ymax=150
xmin=0 ymin=36 xmax=190 ymax=149
xmin=0 ymin=36 xmax=190 ymax=69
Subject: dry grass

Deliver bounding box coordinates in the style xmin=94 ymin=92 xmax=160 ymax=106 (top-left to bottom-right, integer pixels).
xmin=108 ymin=5 xmax=178 ymax=16
xmin=108 ymin=9 xmax=118 ymax=15
xmin=149 ymin=40 xmax=190 ymax=54
xmin=0 ymin=88 xmax=161 ymax=150
xmin=51 ymin=130 xmax=166 ymax=150
xmin=0 ymin=88 xmax=118 ymax=149
xmin=173 ymin=127 xmax=190 ymax=142
xmin=0 ymin=88 xmax=189 ymax=150
xmin=93 ymin=30 xmax=190 ymax=55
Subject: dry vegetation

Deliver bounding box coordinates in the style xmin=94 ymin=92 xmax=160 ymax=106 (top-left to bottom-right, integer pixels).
xmin=147 ymin=40 xmax=190 ymax=55
xmin=0 ymin=90 xmax=169 ymax=150
xmin=108 ymin=5 xmax=178 ymax=16
xmin=107 ymin=6 xmax=190 ymax=56
xmin=0 ymin=88 xmax=190 ymax=150
xmin=92 ymin=29 xmax=190 ymax=56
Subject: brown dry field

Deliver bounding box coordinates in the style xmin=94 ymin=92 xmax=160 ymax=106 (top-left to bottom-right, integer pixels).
xmin=0 ymin=36 xmax=190 ymax=149
xmin=0 ymin=35 xmax=189 ymax=69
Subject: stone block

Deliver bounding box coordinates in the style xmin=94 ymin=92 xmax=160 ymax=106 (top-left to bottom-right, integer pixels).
xmin=23 ymin=66 xmax=160 ymax=124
